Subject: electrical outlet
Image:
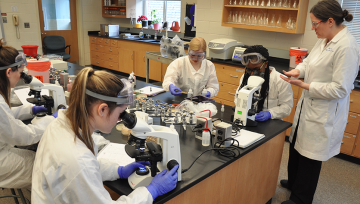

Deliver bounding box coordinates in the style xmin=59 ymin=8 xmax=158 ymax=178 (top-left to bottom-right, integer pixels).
xmin=2 ymin=17 xmax=7 ymax=23
xmin=24 ymin=22 xmax=30 ymax=28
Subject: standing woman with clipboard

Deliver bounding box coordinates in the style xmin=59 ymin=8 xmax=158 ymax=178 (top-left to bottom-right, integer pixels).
xmin=280 ymin=0 xmax=360 ymax=203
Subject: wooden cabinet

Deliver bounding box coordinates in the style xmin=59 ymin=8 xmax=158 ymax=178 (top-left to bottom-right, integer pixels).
xmin=118 ymin=48 xmax=134 ymax=74
xmin=352 ymin=134 xmax=360 ymax=158
xmin=89 ymin=36 xmax=119 ymax=71
xmin=341 ymin=133 xmax=357 ymax=155
xmin=221 ymin=0 xmax=309 ymax=34
xmin=102 ymin=0 xmax=142 ymax=19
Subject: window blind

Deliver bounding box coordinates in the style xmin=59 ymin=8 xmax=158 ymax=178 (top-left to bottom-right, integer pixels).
xmin=341 ymin=0 xmax=360 ymax=45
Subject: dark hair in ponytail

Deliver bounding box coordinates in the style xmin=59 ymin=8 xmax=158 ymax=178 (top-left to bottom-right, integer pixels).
xmin=65 ymin=67 xmax=124 ymax=154
xmin=239 ymin=45 xmax=270 ymax=112
xmin=310 ymin=0 xmax=353 ymax=26
xmin=0 ymin=39 xmax=19 ymax=106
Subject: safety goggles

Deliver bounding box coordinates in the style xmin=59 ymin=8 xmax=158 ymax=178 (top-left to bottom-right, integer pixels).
xmin=0 ymin=52 xmax=28 ymax=71
xmin=240 ymin=53 xmax=267 ymax=66
xmin=188 ymin=50 xmax=206 ymax=60
xmin=85 ymin=78 xmax=134 ymax=105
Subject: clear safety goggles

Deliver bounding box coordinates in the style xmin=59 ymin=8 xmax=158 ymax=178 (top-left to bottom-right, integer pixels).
xmin=0 ymin=52 xmax=28 ymax=71
xmin=188 ymin=50 xmax=206 ymax=60
xmin=85 ymin=78 xmax=134 ymax=105
xmin=240 ymin=53 xmax=267 ymax=66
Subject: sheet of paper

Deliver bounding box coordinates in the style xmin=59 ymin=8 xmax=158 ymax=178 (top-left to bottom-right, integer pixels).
xmin=14 ymin=88 xmax=49 ymax=105
xmin=97 ymin=143 xmax=135 ymax=166
xmin=137 ymin=86 xmax=165 ymax=96
xmin=233 ymin=129 xmax=265 ymax=148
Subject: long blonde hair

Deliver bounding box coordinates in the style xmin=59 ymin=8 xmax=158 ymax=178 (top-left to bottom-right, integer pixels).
xmin=66 ymin=67 xmax=124 ymax=154
xmin=0 ymin=39 xmax=20 ymax=106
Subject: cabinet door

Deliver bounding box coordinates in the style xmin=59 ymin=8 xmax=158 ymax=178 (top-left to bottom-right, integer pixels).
xmin=352 ymin=135 xmax=360 ymax=158
xmin=91 ymin=58 xmax=104 ymax=67
xmin=149 ymin=60 xmax=162 ymax=81
xmin=161 ymin=63 xmax=168 ymax=82
xmin=340 ymin=133 xmax=356 ymax=155
xmin=214 ymin=63 xmax=244 ymax=86
xmin=89 ymin=36 xmax=97 ymax=44
xmin=216 ymin=82 xmax=238 ymax=102
xmin=345 ymin=112 xmax=360 ymax=135
xmin=350 ymin=90 xmax=360 ymax=113
xmin=134 ymin=50 xmax=147 ymax=78
xmin=118 ymin=48 xmax=134 ymax=74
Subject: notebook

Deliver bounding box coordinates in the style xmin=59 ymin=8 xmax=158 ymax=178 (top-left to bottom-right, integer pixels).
xmin=233 ymin=129 xmax=265 ymax=148
xmin=137 ymin=86 xmax=165 ymax=96
xmin=97 ymin=143 xmax=135 ymax=166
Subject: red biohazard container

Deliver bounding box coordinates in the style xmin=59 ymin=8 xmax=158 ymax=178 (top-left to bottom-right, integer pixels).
xmin=26 ymin=58 xmax=51 ymax=83
xmin=21 ymin=45 xmax=39 ymax=58
xmin=289 ymin=47 xmax=308 ymax=69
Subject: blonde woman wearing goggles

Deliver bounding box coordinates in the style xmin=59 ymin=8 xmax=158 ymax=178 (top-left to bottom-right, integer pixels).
xmin=162 ymin=37 xmax=219 ymax=97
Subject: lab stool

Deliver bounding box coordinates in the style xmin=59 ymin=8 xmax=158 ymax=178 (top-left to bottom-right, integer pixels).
xmin=0 ymin=188 xmax=30 ymax=204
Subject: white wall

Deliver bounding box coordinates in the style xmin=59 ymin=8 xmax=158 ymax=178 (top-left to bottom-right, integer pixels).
xmin=0 ymin=0 xmax=42 ymax=54
xmin=196 ymin=0 xmax=320 ymax=59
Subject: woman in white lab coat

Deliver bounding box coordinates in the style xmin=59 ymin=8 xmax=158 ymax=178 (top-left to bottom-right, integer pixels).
xmin=32 ymin=67 xmax=178 ymax=203
xmin=0 ymin=42 xmax=55 ymax=189
xmin=235 ymin=45 xmax=293 ymax=121
xmin=162 ymin=37 xmax=219 ymax=98
xmin=280 ymin=1 xmax=360 ymax=203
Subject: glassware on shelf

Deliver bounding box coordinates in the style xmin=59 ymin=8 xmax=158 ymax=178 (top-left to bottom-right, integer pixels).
xmin=264 ymin=13 xmax=269 ymax=26
xmin=228 ymin=11 xmax=233 ymax=22
xmin=234 ymin=11 xmax=238 ymax=23
xmin=276 ymin=14 xmax=282 ymax=27
xmin=277 ymin=0 xmax=283 ymax=7
xmin=258 ymin=13 xmax=264 ymax=25
xmin=238 ymin=11 xmax=243 ymax=23
xmin=292 ymin=0 xmax=298 ymax=8
xmin=286 ymin=16 xmax=292 ymax=29
xmin=244 ymin=0 xmax=248 ymax=6
xmin=229 ymin=0 xmax=233 ymax=5
xmin=238 ymin=0 xmax=243 ymax=5
xmin=234 ymin=0 xmax=237 ymax=5
xmin=260 ymin=0 xmax=265 ymax=7
xmin=269 ymin=14 xmax=276 ymax=26
xmin=266 ymin=0 xmax=271 ymax=7
xmin=271 ymin=0 xmax=277 ymax=7
xmin=256 ymin=0 xmax=260 ymax=6
xmin=283 ymin=0 xmax=288 ymax=7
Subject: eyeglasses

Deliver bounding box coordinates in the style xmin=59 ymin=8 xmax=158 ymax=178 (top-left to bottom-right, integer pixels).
xmin=0 ymin=52 xmax=27 ymax=71
xmin=188 ymin=50 xmax=206 ymax=60
xmin=311 ymin=21 xmax=323 ymax=28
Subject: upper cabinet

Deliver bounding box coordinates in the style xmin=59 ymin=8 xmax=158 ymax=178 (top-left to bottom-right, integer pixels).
xmin=102 ymin=0 xmax=142 ymax=19
xmin=221 ymin=0 xmax=309 ymax=34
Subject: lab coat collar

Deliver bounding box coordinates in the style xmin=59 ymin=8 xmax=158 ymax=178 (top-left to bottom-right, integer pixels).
xmin=186 ymin=56 xmax=206 ymax=76
xmin=330 ymin=25 xmax=348 ymax=44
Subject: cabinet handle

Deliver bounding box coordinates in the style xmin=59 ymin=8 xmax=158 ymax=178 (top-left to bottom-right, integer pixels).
xmin=96 ymin=48 xmax=99 ymax=50
xmin=143 ymin=56 xmax=145 ymax=62
xmin=109 ymin=57 xmax=112 ymax=60
xmin=230 ymin=74 xmax=238 ymax=78
xmin=109 ymin=50 xmax=112 ymax=52
xmin=110 ymin=65 xmax=113 ymax=67
xmin=350 ymin=115 xmax=356 ymax=118
xmin=344 ymin=135 xmax=351 ymax=139
xmin=228 ymin=92 xmax=236 ymax=95
xmin=96 ymin=62 xmax=100 ymax=64
xmin=112 ymin=43 xmax=116 ymax=45
xmin=350 ymin=100 xmax=353 ymax=103
xmin=341 ymin=141 xmax=344 ymax=144
xmin=105 ymin=42 xmax=109 ymax=44
xmin=96 ymin=55 xmax=99 ymax=57
xmin=131 ymin=54 xmax=133 ymax=60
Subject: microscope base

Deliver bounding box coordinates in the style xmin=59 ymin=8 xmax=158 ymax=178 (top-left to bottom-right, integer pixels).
xmin=128 ymin=170 xmax=154 ymax=189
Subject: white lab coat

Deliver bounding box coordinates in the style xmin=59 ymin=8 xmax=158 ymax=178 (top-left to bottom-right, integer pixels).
xmin=235 ymin=66 xmax=293 ymax=119
xmin=290 ymin=26 xmax=360 ymax=161
xmin=32 ymin=110 xmax=153 ymax=204
xmin=162 ymin=56 xmax=219 ymax=97
xmin=0 ymin=94 xmax=55 ymax=188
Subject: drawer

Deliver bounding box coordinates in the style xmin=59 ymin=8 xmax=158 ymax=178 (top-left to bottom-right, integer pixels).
xmin=89 ymin=36 xmax=97 ymax=44
xmin=214 ymin=63 xmax=244 ymax=85
xmin=345 ymin=112 xmax=360 ymax=135
xmin=340 ymin=132 xmax=356 ymax=155
xmin=91 ymin=58 xmax=104 ymax=67
xmin=90 ymin=43 xmax=97 ymax=51
xmin=104 ymin=47 xmax=118 ymax=55
xmin=350 ymin=90 xmax=360 ymax=114
xmin=103 ymin=39 xmax=111 ymax=46
xmin=94 ymin=44 xmax=106 ymax=52
xmin=110 ymin=39 xmax=118 ymax=47
xmin=104 ymin=61 xmax=119 ymax=71
xmin=91 ymin=51 xmax=104 ymax=59
xmin=213 ymin=97 xmax=234 ymax=107
xmin=216 ymin=82 xmax=238 ymax=102
xmin=103 ymin=53 xmax=118 ymax=63
xmin=97 ymin=38 xmax=105 ymax=45
xmin=291 ymin=84 xmax=299 ymax=99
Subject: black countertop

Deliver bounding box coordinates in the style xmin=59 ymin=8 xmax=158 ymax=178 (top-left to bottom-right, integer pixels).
xmin=102 ymin=79 xmax=291 ymax=204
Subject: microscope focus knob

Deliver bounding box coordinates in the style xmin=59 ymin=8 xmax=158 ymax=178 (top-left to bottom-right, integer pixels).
xmin=167 ymin=159 xmax=179 ymax=170
xmin=248 ymin=109 xmax=256 ymax=116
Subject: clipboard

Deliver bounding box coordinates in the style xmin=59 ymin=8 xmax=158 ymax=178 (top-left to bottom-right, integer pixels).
xmin=136 ymin=86 xmax=165 ymax=96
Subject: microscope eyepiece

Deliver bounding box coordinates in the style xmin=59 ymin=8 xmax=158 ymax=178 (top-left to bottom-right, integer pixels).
xmin=21 ymin=72 xmax=33 ymax=84
xmin=120 ymin=111 xmax=137 ymax=129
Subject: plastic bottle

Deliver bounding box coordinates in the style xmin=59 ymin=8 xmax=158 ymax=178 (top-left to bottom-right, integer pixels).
xmin=154 ymin=30 xmax=157 ymax=40
xmin=128 ymin=72 xmax=136 ymax=88
xmin=187 ymin=88 xmax=193 ymax=98
xmin=202 ymin=130 xmax=210 ymax=146
xmin=139 ymin=29 xmax=144 ymax=39
xmin=221 ymin=103 xmax=225 ymax=112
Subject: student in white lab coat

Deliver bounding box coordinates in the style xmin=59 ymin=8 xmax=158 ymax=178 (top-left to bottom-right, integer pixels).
xmin=235 ymin=45 xmax=293 ymax=121
xmin=280 ymin=1 xmax=360 ymax=203
xmin=0 ymin=42 xmax=56 ymax=189
xmin=162 ymin=37 xmax=219 ymax=98
xmin=32 ymin=67 xmax=178 ymax=203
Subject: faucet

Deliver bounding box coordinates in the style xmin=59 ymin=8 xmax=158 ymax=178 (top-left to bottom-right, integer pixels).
xmin=159 ymin=21 xmax=168 ymax=38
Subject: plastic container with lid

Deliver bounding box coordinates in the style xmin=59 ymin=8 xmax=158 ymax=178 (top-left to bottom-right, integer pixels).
xmin=289 ymin=47 xmax=308 ymax=69
xmin=26 ymin=58 xmax=51 ymax=83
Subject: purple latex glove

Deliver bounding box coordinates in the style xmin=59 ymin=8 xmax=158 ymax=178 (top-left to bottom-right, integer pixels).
xmin=117 ymin=161 xmax=151 ymax=179
xmin=205 ymin=91 xmax=211 ymax=98
xmin=255 ymin=111 xmax=271 ymax=121
xmin=146 ymin=164 xmax=179 ymax=199
xmin=32 ymin=106 xmax=47 ymax=115
xmin=169 ymin=84 xmax=182 ymax=96
xmin=52 ymin=110 xmax=59 ymax=118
